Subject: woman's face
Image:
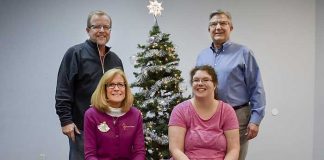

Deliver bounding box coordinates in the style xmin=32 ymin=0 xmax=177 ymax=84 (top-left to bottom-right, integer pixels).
xmin=106 ymin=74 xmax=126 ymax=108
xmin=192 ymin=70 xmax=215 ymax=98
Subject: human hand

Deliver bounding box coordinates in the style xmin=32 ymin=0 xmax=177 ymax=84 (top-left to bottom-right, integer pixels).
xmin=246 ymin=123 xmax=259 ymax=140
xmin=62 ymin=123 xmax=81 ymax=142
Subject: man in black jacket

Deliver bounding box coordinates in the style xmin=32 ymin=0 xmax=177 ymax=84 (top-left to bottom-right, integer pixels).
xmin=55 ymin=10 xmax=123 ymax=160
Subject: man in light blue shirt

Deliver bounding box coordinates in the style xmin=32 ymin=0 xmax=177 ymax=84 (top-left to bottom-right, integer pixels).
xmin=196 ymin=9 xmax=266 ymax=160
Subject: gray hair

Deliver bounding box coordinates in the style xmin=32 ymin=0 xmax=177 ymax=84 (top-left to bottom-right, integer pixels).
xmin=209 ymin=9 xmax=233 ymax=27
xmin=87 ymin=10 xmax=112 ymax=28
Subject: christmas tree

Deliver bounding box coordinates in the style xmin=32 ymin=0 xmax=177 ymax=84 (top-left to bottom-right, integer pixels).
xmin=131 ymin=1 xmax=188 ymax=159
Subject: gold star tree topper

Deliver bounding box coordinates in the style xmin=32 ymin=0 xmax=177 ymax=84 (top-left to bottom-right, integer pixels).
xmin=147 ymin=0 xmax=164 ymax=16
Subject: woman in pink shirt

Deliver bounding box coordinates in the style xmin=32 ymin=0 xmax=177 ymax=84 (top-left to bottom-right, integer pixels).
xmin=168 ymin=65 xmax=240 ymax=160
xmin=84 ymin=68 xmax=145 ymax=160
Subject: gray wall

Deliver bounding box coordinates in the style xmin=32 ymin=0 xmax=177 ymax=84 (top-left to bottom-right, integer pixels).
xmin=0 ymin=0 xmax=319 ymax=159
xmin=314 ymin=0 xmax=324 ymax=159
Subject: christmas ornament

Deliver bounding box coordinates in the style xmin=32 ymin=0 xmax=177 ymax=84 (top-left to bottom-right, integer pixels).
xmin=147 ymin=0 xmax=164 ymax=17
xmin=129 ymin=55 xmax=138 ymax=65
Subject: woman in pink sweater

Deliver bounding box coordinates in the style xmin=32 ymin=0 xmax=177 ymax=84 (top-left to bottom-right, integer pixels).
xmin=84 ymin=68 xmax=145 ymax=160
xmin=169 ymin=65 xmax=240 ymax=160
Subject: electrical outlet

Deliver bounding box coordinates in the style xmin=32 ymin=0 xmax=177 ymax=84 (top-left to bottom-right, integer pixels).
xmin=271 ymin=108 xmax=279 ymax=116
xmin=39 ymin=153 xmax=46 ymax=160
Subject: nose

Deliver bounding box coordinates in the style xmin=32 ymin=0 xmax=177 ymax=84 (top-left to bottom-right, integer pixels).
xmin=113 ymin=85 xmax=120 ymax=90
xmin=216 ymin=23 xmax=222 ymax=29
xmin=99 ymin=26 xmax=105 ymax=32
xmin=197 ymin=80 xmax=204 ymax=85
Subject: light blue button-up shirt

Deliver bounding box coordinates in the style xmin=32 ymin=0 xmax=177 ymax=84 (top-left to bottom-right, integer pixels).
xmin=196 ymin=41 xmax=266 ymax=124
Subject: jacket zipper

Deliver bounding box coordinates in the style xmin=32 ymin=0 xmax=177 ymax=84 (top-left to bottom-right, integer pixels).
xmin=97 ymin=44 xmax=108 ymax=74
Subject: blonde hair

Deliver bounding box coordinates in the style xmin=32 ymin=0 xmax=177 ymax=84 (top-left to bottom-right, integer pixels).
xmin=91 ymin=68 xmax=133 ymax=113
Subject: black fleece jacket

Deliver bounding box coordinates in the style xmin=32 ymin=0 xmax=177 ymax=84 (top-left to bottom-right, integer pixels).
xmin=55 ymin=40 xmax=123 ymax=130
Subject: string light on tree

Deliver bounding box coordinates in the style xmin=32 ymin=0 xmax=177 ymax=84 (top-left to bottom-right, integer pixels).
xmin=131 ymin=1 xmax=189 ymax=159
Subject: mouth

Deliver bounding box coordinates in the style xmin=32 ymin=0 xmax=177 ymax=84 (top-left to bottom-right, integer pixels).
xmin=111 ymin=93 xmax=123 ymax=96
xmin=215 ymin=32 xmax=223 ymax=36
xmin=196 ymin=88 xmax=207 ymax=92
xmin=97 ymin=35 xmax=106 ymax=39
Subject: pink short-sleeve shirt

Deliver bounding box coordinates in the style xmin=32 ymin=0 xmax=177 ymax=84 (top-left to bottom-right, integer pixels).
xmin=169 ymin=100 xmax=239 ymax=160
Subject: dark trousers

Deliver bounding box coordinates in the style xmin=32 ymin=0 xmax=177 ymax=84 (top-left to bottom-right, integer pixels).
xmin=68 ymin=131 xmax=84 ymax=160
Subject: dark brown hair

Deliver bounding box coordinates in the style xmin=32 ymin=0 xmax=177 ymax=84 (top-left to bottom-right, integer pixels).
xmin=190 ymin=65 xmax=219 ymax=99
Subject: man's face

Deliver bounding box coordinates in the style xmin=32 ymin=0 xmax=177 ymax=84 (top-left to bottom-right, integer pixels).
xmin=87 ymin=15 xmax=111 ymax=46
xmin=208 ymin=14 xmax=233 ymax=47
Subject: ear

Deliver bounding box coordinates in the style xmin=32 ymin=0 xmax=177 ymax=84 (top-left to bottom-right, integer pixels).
xmin=86 ymin=27 xmax=90 ymax=33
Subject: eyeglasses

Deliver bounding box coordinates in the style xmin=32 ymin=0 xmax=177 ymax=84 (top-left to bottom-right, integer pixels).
xmin=209 ymin=21 xmax=230 ymax=28
xmin=106 ymin=83 xmax=126 ymax=89
xmin=192 ymin=79 xmax=213 ymax=84
xmin=90 ymin=24 xmax=111 ymax=31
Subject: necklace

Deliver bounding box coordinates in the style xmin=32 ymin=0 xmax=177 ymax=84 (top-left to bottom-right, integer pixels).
xmin=113 ymin=117 xmax=118 ymax=125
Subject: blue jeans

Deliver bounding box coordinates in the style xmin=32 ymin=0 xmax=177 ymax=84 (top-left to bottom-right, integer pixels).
xmin=68 ymin=131 xmax=84 ymax=160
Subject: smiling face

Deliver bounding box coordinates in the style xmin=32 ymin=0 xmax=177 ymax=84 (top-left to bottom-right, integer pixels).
xmin=208 ymin=14 xmax=233 ymax=48
xmin=86 ymin=14 xmax=111 ymax=47
xmin=106 ymin=74 xmax=126 ymax=108
xmin=192 ymin=70 xmax=216 ymax=99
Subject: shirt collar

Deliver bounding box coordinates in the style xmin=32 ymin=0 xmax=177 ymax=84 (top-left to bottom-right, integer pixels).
xmin=209 ymin=40 xmax=232 ymax=53
xmin=86 ymin=39 xmax=111 ymax=53
xmin=106 ymin=107 xmax=125 ymax=117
